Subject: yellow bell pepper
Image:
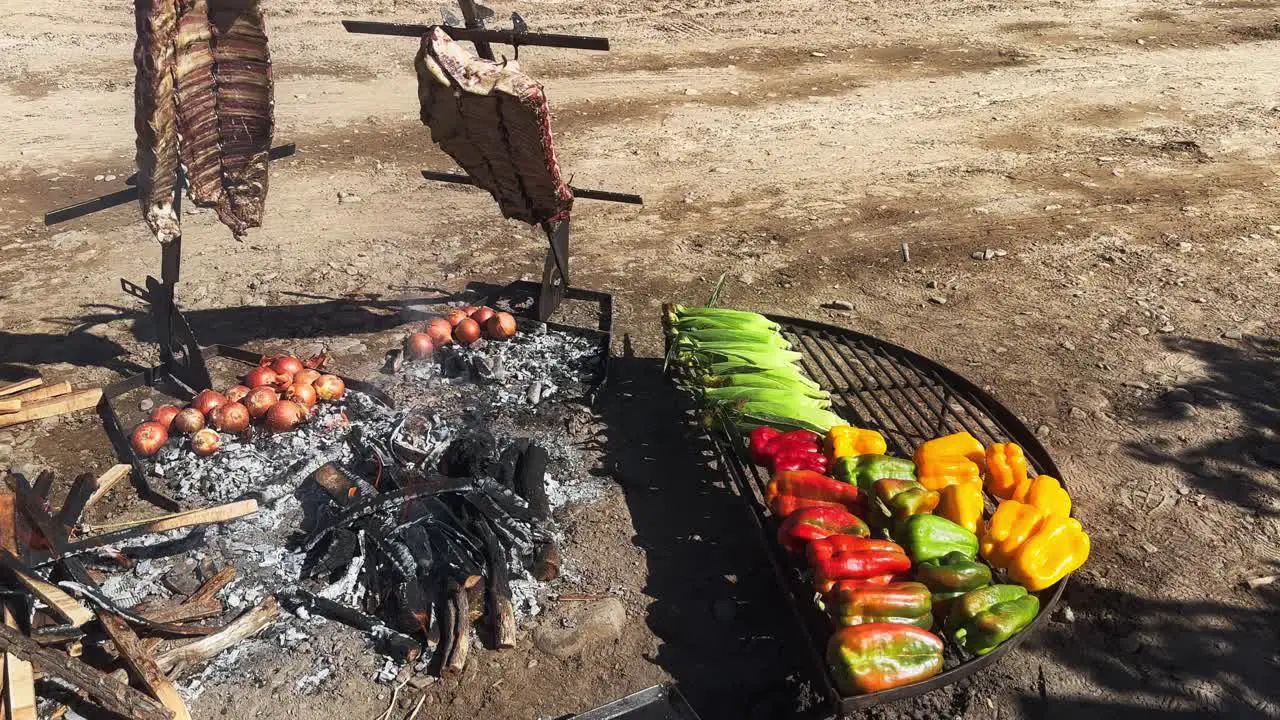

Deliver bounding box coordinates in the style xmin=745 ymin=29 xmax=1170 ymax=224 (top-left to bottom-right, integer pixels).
xmin=979 ymin=500 xmax=1046 ymax=568
xmin=1025 ymin=475 xmax=1071 ymax=519
xmin=1006 ymin=516 xmax=1090 ymax=591
xmin=825 ymin=426 xmax=888 ymax=460
xmin=914 ymin=432 xmax=986 ymax=468
xmin=917 ymin=456 xmax=982 ymax=491
xmin=936 ymin=482 xmax=984 ymax=534
xmin=986 ymin=443 xmax=1031 ymax=500
xmin=980 ymin=500 xmax=1090 ymax=591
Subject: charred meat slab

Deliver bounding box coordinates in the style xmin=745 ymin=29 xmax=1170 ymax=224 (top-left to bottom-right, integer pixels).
xmin=134 ymin=0 xmax=181 ymax=243
xmin=209 ymin=0 xmax=274 ymax=237
xmin=415 ymin=27 xmax=573 ymax=226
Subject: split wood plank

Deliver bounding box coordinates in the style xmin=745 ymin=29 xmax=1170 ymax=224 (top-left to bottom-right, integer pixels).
xmin=0 ymin=379 xmax=40 ymax=398
xmin=83 ymin=499 xmax=258 ymax=536
xmin=83 ymin=464 xmax=130 ymax=513
xmin=55 ymin=472 xmax=100 ymax=530
xmin=0 ymin=551 xmax=93 ymax=627
xmin=134 ymin=596 xmax=223 ymax=626
xmin=4 ymin=652 xmax=37 ymax=720
xmin=0 ymin=400 xmax=19 ymax=414
xmin=0 ymin=389 xmax=102 ymax=430
xmin=156 ymin=596 xmax=278 ymax=678
xmin=99 ymin=613 xmax=191 ymax=720
xmin=0 ymin=623 xmax=173 ymax=720
xmin=7 ymin=382 xmax=72 ymax=405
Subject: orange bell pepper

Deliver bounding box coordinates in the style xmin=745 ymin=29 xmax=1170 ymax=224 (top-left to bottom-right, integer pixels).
xmin=936 ymin=482 xmax=984 ymax=534
xmin=1025 ymin=475 xmax=1071 ymax=519
xmin=825 ymin=426 xmax=888 ymax=460
xmin=914 ymin=432 xmax=986 ymax=468
xmin=917 ymin=455 xmax=982 ymax=491
xmin=986 ymin=443 xmax=1031 ymax=500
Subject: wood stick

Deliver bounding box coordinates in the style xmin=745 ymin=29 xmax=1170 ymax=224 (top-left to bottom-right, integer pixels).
xmin=0 ymin=379 xmax=40 ymax=398
xmin=0 ymin=551 xmax=93 ymax=627
xmin=186 ymin=567 xmax=236 ymax=604
xmin=8 ymin=382 xmax=71 ymax=405
xmin=155 ymin=596 xmax=278 ymax=678
xmin=444 ymin=584 xmax=470 ymax=675
xmin=0 ymin=623 xmax=173 ymax=720
xmin=0 ymin=389 xmax=102 ymax=429
xmin=0 ymin=399 xmax=19 ymax=414
xmin=32 ymin=471 xmax=56 ymax=502
xmin=98 ymin=613 xmax=191 ymax=720
xmin=56 ymin=473 xmax=98 ymax=530
xmin=83 ymin=464 xmax=130 ymax=513
xmin=82 ymin=500 xmax=258 ymax=535
xmin=133 ymin=597 xmax=223 ymax=626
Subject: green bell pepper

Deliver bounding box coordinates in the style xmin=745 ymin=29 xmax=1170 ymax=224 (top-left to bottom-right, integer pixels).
xmin=946 ymin=584 xmax=1040 ymax=656
xmin=824 ymin=580 xmax=933 ymax=629
xmin=896 ymin=514 xmax=979 ymax=563
xmin=871 ymin=479 xmax=940 ymax=527
xmin=915 ymin=551 xmax=992 ymax=620
xmin=832 ymin=454 xmax=917 ymax=493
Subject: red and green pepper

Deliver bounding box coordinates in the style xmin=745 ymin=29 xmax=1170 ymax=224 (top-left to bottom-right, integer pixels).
xmin=826 ymin=624 xmax=945 ymax=695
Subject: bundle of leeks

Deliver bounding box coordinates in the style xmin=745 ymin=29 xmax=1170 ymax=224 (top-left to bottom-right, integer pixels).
xmin=663 ymin=303 xmax=846 ymax=434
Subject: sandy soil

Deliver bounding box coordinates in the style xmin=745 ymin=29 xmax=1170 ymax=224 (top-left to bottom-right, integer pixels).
xmin=1 ymin=0 xmax=1278 ymax=717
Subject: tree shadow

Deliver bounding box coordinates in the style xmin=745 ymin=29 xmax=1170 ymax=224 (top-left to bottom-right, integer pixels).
xmin=596 ymin=337 xmax=830 ymax=720
xmin=1022 ymin=575 xmax=1280 ymax=718
xmin=1124 ymin=335 xmax=1280 ymax=517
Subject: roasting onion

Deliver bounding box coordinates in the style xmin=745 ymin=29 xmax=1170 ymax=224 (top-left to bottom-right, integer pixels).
xmin=148 ymin=405 xmax=180 ymax=431
xmin=314 ymin=374 xmax=346 ymax=401
xmin=271 ymin=355 xmax=305 ymax=377
xmin=244 ymin=386 xmax=278 ymax=419
xmin=295 ymin=369 xmax=321 ymax=386
xmin=471 ymin=307 xmax=496 ymax=325
xmin=454 ymin=317 xmax=482 ymax=345
xmin=191 ymin=428 xmax=221 ymax=457
xmin=191 ymin=390 xmax=228 ymax=416
xmin=426 ymin=318 xmax=453 ymax=346
xmin=446 ymin=309 xmax=470 ymax=327
xmin=265 ymin=400 xmax=306 ymax=432
xmin=211 ymin=402 xmax=250 ymax=433
xmin=273 ymin=371 xmax=294 ymax=392
xmin=486 ymin=312 xmax=517 ymax=340
xmin=173 ymin=408 xmax=206 ymax=434
xmin=131 ymin=422 xmax=168 ymax=457
xmin=225 ymin=385 xmax=251 ymax=403
xmin=287 ymin=381 xmax=317 ymax=409
xmin=244 ymin=366 xmax=277 ymax=389
xmin=462 ymin=305 xmax=481 ymax=316
xmin=406 ymin=332 xmax=434 ymax=359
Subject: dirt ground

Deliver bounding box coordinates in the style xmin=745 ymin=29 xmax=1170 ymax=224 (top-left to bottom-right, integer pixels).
xmin=2 ymin=0 xmax=1279 ymax=717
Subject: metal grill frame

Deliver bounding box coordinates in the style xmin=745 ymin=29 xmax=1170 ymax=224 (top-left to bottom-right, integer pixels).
xmin=691 ymin=313 xmax=1068 ymax=715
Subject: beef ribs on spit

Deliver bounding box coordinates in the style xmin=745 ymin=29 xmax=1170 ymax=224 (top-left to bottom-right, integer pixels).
xmin=135 ymin=0 xmax=274 ymax=241
xmin=415 ymin=26 xmax=574 ymax=227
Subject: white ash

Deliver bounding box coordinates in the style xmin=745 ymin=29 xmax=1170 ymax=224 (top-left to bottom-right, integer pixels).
xmin=277 ymin=626 xmax=310 ymax=649
xmin=98 ymin=558 xmax=173 ymax=606
xmin=149 ymin=391 xmax=402 ymax=503
xmin=509 ymin=577 xmax=544 ymax=618
xmin=295 ymin=662 xmax=333 ymax=695
xmin=376 ymin=659 xmax=400 ymax=684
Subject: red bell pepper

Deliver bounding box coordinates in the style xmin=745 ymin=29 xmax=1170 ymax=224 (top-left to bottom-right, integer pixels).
xmin=766 ymin=470 xmax=860 ymax=519
xmin=777 ymin=507 xmax=869 ymax=553
xmin=826 ymin=624 xmax=945 ymax=695
xmin=751 ymin=428 xmax=822 ymax=468
xmin=808 ymin=535 xmax=912 ymax=590
xmin=773 ymin=449 xmax=829 ymax=474
xmin=749 ymin=427 xmax=783 ymax=465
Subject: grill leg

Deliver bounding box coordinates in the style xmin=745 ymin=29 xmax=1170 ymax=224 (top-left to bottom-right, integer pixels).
xmin=537 ymin=219 xmax=570 ymax=321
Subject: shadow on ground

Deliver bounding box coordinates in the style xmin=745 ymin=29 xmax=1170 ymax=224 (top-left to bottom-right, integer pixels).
xmin=1023 ymin=577 xmax=1280 ymax=718
xmin=1125 ymin=335 xmax=1280 ymax=516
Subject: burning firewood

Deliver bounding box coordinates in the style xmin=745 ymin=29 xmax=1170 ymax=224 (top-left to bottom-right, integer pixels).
xmin=99 ymin=611 xmax=192 ymax=720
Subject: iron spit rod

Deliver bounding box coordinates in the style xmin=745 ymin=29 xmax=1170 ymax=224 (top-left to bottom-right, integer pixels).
xmin=421 ymin=170 xmax=642 ymax=205
xmin=43 ymin=143 xmax=298 ymax=226
xmin=342 ymin=20 xmax=611 ymax=51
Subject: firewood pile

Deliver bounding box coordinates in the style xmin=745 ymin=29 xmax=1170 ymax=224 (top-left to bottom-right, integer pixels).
xmin=0 ymin=465 xmax=274 ymax=720
xmin=0 ymin=319 xmax=608 ymax=717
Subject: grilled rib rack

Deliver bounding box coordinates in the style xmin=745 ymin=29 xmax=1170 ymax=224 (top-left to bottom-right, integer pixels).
xmin=686 ymin=314 xmax=1068 ymax=715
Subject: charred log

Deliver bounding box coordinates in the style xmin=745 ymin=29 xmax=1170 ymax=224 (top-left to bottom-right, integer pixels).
xmin=279 ymin=589 xmax=420 ymax=663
